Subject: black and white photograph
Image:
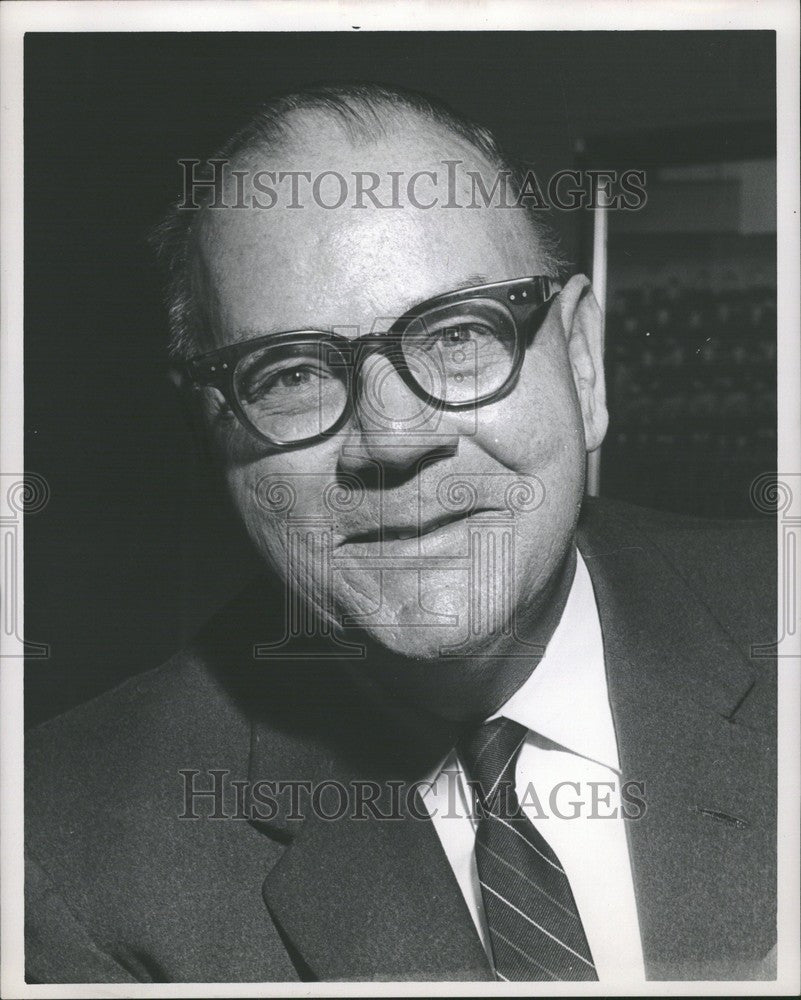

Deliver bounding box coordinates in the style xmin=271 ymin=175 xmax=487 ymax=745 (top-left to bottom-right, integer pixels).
xmin=1 ymin=1 xmax=799 ymax=995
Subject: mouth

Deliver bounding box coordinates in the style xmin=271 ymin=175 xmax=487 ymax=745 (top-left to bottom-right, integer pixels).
xmin=340 ymin=508 xmax=499 ymax=545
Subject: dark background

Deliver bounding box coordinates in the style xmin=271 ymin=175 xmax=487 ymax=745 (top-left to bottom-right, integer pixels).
xmin=24 ymin=31 xmax=776 ymax=726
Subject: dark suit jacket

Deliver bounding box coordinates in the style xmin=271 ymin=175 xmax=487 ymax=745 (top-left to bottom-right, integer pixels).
xmin=25 ymin=498 xmax=777 ymax=983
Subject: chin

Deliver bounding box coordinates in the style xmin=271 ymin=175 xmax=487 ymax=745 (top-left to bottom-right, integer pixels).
xmin=331 ymin=567 xmax=522 ymax=661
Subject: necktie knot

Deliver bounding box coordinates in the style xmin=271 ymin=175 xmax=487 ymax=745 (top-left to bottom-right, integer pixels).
xmin=457 ymin=717 xmax=528 ymax=815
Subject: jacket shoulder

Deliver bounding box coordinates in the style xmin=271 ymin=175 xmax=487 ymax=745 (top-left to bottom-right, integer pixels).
xmin=579 ymin=496 xmax=776 ymax=654
xmin=24 ymin=637 xmax=294 ymax=982
xmin=25 ymin=647 xmax=251 ymax=859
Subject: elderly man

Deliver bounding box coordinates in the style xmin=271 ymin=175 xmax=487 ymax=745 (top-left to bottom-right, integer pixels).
xmin=26 ymin=84 xmax=776 ymax=984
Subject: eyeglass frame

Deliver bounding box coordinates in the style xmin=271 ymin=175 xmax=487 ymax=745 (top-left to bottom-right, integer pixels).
xmin=178 ymin=275 xmax=562 ymax=449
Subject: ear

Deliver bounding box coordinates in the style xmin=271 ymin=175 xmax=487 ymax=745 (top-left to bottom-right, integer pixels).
xmin=557 ymin=274 xmax=608 ymax=453
xmin=167 ymin=370 xmax=215 ymax=465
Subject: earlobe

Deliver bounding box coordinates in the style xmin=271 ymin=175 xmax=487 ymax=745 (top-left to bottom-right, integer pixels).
xmin=558 ymin=275 xmax=609 ymax=453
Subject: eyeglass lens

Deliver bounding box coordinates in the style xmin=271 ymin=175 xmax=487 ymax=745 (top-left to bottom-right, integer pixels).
xmin=233 ymin=297 xmax=518 ymax=442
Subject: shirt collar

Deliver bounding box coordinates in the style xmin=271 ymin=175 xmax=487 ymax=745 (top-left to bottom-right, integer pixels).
xmin=485 ymin=549 xmax=620 ymax=773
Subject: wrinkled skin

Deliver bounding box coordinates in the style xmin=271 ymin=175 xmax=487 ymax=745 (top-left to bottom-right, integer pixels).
xmin=193 ymin=114 xmax=607 ymax=721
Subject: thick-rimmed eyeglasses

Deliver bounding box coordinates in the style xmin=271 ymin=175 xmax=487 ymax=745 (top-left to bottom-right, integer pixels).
xmin=180 ymin=275 xmax=561 ymax=449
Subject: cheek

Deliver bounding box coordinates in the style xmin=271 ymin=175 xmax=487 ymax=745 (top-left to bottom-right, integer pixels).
xmin=470 ymin=339 xmax=586 ymax=482
xmin=224 ymin=464 xmax=284 ymax=572
xmin=222 ymin=444 xmax=340 ymax=570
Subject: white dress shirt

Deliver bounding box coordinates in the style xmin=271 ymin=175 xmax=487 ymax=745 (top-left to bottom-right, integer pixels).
xmin=420 ymin=550 xmax=646 ymax=984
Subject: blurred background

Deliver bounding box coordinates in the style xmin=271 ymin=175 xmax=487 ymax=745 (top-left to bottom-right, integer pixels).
xmin=24 ymin=31 xmax=776 ymax=725
xmin=587 ymin=139 xmax=775 ymax=517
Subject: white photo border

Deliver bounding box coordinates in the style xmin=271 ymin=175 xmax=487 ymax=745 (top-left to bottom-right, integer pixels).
xmin=2 ymin=2 xmax=798 ymax=997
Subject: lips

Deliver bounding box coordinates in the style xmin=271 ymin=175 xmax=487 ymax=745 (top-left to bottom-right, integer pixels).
xmin=339 ymin=507 xmax=499 ymax=546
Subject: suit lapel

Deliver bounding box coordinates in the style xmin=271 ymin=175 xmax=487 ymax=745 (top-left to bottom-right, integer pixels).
xmin=260 ymin=779 xmax=493 ymax=981
xmin=247 ymin=673 xmax=493 ymax=981
xmin=578 ymin=504 xmax=776 ymax=979
xmin=196 ymin=578 xmax=492 ymax=981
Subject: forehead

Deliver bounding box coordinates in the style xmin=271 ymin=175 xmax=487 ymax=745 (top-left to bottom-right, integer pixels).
xmin=195 ymin=117 xmax=544 ymax=345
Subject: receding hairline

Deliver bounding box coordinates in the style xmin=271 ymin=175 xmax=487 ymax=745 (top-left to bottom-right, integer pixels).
xmin=151 ymin=82 xmax=568 ymax=360
xmin=213 ymin=82 xmax=506 ymax=167
xmin=227 ymin=103 xmax=498 ymax=171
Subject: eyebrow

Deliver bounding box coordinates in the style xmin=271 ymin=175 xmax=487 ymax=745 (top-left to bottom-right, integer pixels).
xmin=232 ymin=272 xmax=495 ymax=343
xmin=461 ymin=272 xmax=491 ymax=288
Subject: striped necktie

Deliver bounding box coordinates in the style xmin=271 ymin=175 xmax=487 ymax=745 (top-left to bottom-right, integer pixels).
xmin=457 ymin=716 xmax=598 ymax=982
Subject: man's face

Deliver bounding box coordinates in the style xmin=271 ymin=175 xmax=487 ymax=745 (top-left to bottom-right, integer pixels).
xmin=194 ymin=117 xmax=606 ymax=700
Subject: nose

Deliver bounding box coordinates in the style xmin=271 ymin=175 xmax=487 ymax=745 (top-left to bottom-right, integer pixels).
xmin=337 ymin=353 xmax=459 ymax=475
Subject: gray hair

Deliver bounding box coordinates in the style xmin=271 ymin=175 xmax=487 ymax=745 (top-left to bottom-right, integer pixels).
xmin=149 ymin=82 xmax=567 ymax=360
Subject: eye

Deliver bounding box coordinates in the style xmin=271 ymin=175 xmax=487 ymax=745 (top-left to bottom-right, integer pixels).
xmin=241 ymin=363 xmax=328 ymax=402
xmin=441 ymin=326 xmax=471 ymax=344
xmin=271 ymin=367 xmax=317 ymax=389
xmin=430 ymin=322 xmax=496 ymax=349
